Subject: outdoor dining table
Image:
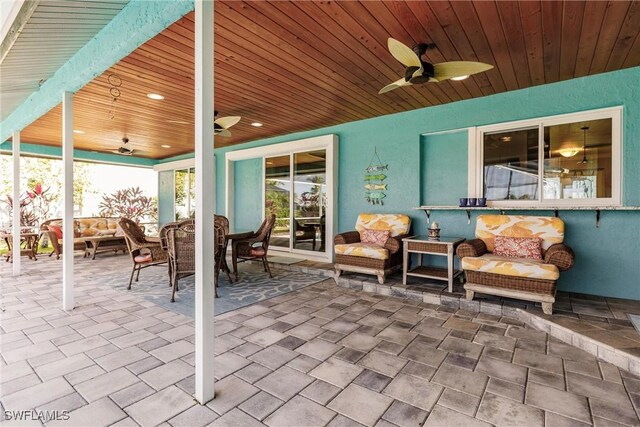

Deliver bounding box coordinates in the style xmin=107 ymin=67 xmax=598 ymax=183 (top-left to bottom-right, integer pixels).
xmin=1 ymin=231 xmax=39 ymax=262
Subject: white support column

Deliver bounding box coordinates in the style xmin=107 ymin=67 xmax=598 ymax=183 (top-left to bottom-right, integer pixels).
xmin=62 ymin=91 xmax=74 ymax=311
xmin=11 ymin=130 xmax=20 ymax=276
xmin=194 ymin=0 xmax=215 ymax=404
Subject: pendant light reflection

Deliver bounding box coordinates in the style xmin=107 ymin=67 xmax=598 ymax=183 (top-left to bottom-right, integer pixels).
xmin=578 ymin=126 xmax=589 ymax=164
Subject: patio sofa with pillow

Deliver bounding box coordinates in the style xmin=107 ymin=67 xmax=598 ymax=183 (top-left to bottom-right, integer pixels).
xmin=40 ymin=217 xmax=132 ymax=259
xmin=456 ymin=214 xmax=575 ymax=315
xmin=334 ymin=213 xmax=412 ymax=284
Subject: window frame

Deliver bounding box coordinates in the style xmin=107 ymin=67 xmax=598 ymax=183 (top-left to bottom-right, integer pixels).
xmin=470 ymin=106 xmax=623 ymax=207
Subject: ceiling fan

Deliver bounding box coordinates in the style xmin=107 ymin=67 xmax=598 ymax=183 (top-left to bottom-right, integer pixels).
xmin=379 ymin=38 xmax=494 ymax=94
xmin=109 ymin=137 xmax=135 ymax=156
xmin=214 ymin=111 xmax=241 ymax=137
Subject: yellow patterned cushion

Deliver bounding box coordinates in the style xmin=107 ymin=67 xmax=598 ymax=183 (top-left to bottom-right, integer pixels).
xmin=355 ymin=214 xmax=411 ymax=237
xmin=476 ymin=215 xmax=564 ymax=252
xmin=335 ymin=243 xmax=389 ymax=260
xmin=461 ymin=254 xmax=559 ymax=280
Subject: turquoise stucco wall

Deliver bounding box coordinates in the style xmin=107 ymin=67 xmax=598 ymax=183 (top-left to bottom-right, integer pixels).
xmin=420 ymin=130 xmax=468 ymax=206
xmin=233 ymin=158 xmax=263 ymax=231
xmin=208 ymin=67 xmax=640 ymax=300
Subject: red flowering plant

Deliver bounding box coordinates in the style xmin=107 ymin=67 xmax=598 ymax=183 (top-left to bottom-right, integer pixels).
xmin=2 ymin=182 xmax=54 ymax=230
xmin=98 ymin=187 xmax=157 ymax=224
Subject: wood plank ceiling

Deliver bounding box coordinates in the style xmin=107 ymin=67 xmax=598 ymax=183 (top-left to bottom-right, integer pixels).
xmin=15 ymin=0 xmax=640 ymax=160
xmin=0 ymin=0 xmax=130 ymax=121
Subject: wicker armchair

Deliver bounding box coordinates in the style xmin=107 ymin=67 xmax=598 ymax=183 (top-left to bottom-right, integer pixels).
xmin=166 ymin=221 xmax=195 ymax=302
xmin=119 ymin=218 xmax=167 ymax=289
xmin=231 ymin=214 xmax=276 ymax=281
xmin=456 ymin=215 xmax=575 ymax=315
xmin=334 ymin=214 xmax=412 ymax=284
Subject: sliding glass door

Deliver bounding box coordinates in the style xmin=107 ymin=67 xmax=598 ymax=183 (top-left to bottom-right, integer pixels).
xmin=265 ymin=155 xmax=291 ymax=249
xmin=265 ymin=149 xmax=327 ymax=254
xmin=293 ymin=150 xmax=326 ymax=252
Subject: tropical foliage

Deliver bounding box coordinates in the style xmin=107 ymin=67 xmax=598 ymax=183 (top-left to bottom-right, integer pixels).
xmin=2 ymin=182 xmax=55 ymax=228
xmin=98 ymin=186 xmax=158 ymax=224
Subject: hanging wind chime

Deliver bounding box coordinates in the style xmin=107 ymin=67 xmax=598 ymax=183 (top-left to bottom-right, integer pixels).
xmin=364 ymin=147 xmax=388 ymax=205
xmin=107 ymin=73 xmax=122 ymax=120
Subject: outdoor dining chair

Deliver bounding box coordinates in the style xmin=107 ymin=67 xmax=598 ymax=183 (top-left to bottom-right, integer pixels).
xmin=214 ymin=215 xmax=233 ymax=295
xmin=166 ymin=221 xmax=196 ymax=302
xmin=230 ymin=214 xmax=276 ymax=281
xmin=160 ymin=219 xmax=194 ymax=291
xmin=119 ymin=218 xmax=167 ymax=289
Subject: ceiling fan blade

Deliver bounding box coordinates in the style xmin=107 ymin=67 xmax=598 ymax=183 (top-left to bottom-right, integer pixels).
xmin=387 ymin=38 xmax=421 ymax=68
xmin=379 ymin=77 xmax=412 ymax=94
xmin=214 ymin=116 xmax=241 ymax=129
xmin=216 ymin=129 xmax=232 ymax=138
xmin=432 ymin=61 xmax=493 ymax=82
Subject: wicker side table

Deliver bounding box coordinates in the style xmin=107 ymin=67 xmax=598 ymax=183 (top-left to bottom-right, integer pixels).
xmin=402 ymin=236 xmax=465 ymax=293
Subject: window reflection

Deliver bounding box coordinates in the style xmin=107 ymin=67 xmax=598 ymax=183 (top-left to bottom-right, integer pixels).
xmin=483 ymin=128 xmax=539 ymax=201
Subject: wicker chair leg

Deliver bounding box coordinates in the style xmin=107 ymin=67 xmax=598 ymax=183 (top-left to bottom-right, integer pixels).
xmin=466 ymin=289 xmax=475 ymax=300
xmin=232 ymin=249 xmax=239 ymax=281
xmin=264 ymin=257 xmax=273 ymax=278
xmin=377 ymin=274 xmax=385 ymax=285
xmin=128 ymin=265 xmax=136 ymax=290
xmin=335 ymin=268 xmax=342 ymax=277
xmin=135 ymin=265 xmax=141 ymax=282
xmin=171 ymin=276 xmax=177 ymax=303
xmin=542 ymin=302 xmax=553 ymax=315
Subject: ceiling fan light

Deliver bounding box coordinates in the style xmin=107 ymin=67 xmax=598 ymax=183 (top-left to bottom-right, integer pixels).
xmin=559 ymin=148 xmax=580 ymax=158
xmin=451 ymin=75 xmax=469 ymax=81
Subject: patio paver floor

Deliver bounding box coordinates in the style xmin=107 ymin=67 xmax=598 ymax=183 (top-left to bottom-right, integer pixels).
xmin=2 ymin=254 xmax=640 ymax=426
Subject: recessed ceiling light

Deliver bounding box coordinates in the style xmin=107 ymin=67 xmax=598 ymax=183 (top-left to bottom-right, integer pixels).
xmin=161 ymin=144 xmax=171 ymax=148
xmin=147 ymin=93 xmax=164 ymax=100
xmin=451 ymin=75 xmax=469 ymax=81
xmin=251 ymin=122 xmax=263 ymax=127
xmin=73 ymin=130 xmax=85 ymax=134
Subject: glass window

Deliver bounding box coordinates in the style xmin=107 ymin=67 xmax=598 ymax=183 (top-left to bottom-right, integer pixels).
xmin=543 ymin=118 xmax=612 ymax=200
xmin=175 ymin=167 xmax=195 ymax=220
xmin=265 ymin=155 xmax=290 ymax=249
xmin=478 ymin=108 xmax=620 ymax=206
xmin=483 ymin=128 xmax=539 ymax=201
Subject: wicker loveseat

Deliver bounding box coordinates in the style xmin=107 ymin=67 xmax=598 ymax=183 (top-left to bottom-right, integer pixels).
xmin=40 ymin=217 xmax=129 ymax=259
xmin=334 ymin=213 xmax=411 ymax=284
xmin=456 ymin=215 xmax=574 ymax=315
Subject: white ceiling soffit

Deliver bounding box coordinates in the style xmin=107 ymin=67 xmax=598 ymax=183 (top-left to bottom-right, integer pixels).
xmin=0 ymin=0 xmax=129 ymax=121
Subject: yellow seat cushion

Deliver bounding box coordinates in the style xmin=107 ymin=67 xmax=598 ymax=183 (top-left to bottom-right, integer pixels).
xmin=355 ymin=214 xmax=411 ymax=237
xmin=461 ymin=254 xmax=559 ymax=280
xmin=335 ymin=243 xmax=389 ymax=260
